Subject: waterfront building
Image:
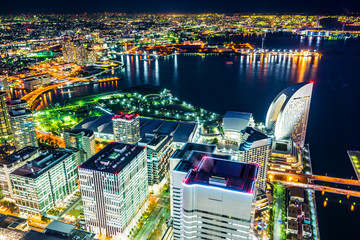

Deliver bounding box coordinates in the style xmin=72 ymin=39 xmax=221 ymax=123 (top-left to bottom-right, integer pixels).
xmin=75 ymin=115 xmax=198 ymax=145
xmin=265 ymin=81 xmax=313 ymax=148
xmin=112 ymin=113 xmax=140 ymax=144
xmin=0 ymin=146 xmax=39 ymax=199
xmin=182 ymin=157 xmax=259 ymax=240
xmin=170 ymin=142 xmax=231 ymax=239
xmin=64 ymin=129 xmax=96 ymax=164
xmin=62 ymin=38 xmax=97 ymax=65
xmin=239 ymin=127 xmax=271 ymax=191
xmin=137 ymin=133 xmax=173 ymax=193
xmin=223 ymin=111 xmax=255 ymax=142
xmin=268 ymin=139 xmax=303 ymax=173
xmin=9 ymin=108 xmax=38 ymax=150
xmin=78 ymin=143 xmax=148 ymax=238
xmin=10 ymin=149 xmax=79 ymax=216
xmin=6 ymin=99 xmax=28 ymax=111
xmin=0 ymin=91 xmax=12 ymax=141
xmin=22 ymin=74 xmax=53 ymax=91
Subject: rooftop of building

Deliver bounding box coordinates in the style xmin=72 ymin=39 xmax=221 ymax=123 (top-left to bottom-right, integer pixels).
xmin=239 ymin=127 xmax=271 ymax=151
xmin=112 ymin=112 xmax=139 ymax=121
xmin=21 ymin=220 xmax=94 ymax=240
xmin=0 ymin=213 xmax=27 ymax=229
xmin=79 ymin=142 xmax=145 ymax=174
xmin=6 ymin=98 xmax=27 ymax=106
xmin=64 ymin=128 xmax=94 ymax=138
xmin=287 ymin=204 xmax=299 ymax=218
xmin=74 ymin=115 xmax=197 ymax=143
xmin=9 ymin=108 xmax=32 ymax=117
xmin=10 ymin=149 xmax=73 ymax=179
xmin=171 ymin=142 xmax=217 ymax=161
xmin=0 ymin=146 xmax=39 ymax=166
xmin=224 ymin=111 xmax=252 ymax=119
xmin=183 ymin=157 xmax=259 ymax=194
xmin=288 ymin=219 xmax=298 ymax=230
xmin=223 ymin=111 xmax=253 ymax=133
xmin=174 ymin=151 xmax=231 ymax=173
xmin=289 ymin=187 xmax=305 ymax=200
xmin=138 ymin=133 xmax=172 ymax=154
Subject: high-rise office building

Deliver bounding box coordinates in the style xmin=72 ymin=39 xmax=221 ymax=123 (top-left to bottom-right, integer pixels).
xmin=137 ymin=133 xmax=173 ymax=192
xmin=78 ymin=143 xmax=148 ymax=238
xmin=62 ymin=38 xmax=97 ymax=65
xmin=182 ymin=158 xmax=259 ymax=240
xmin=239 ymin=127 xmax=272 ymax=191
xmin=112 ymin=113 xmax=140 ymax=144
xmin=0 ymin=146 xmax=39 ymax=199
xmin=10 ymin=149 xmax=79 ymax=216
xmin=265 ymin=81 xmax=313 ymax=148
xmin=9 ymin=108 xmax=38 ymax=150
xmin=0 ymin=91 xmax=12 ymax=141
xmin=170 ymin=142 xmax=231 ymax=239
xmin=64 ymin=129 xmax=96 ymax=164
xmin=6 ymin=99 xmax=28 ymax=111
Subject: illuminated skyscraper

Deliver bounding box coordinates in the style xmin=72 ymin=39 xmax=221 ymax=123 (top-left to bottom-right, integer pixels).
xmin=239 ymin=127 xmax=271 ymax=191
xmin=64 ymin=129 xmax=96 ymax=164
xmin=78 ymin=143 xmax=148 ymax=238
xmin=10 ymin=149 xmax=79 ymax=216
xmin=0 ymin=91 xmax=12 ymax=141
xmin=112 ymin=113 xmax=140 ymax=144
xmin=182 ymin=158 xmax=259 ymax=240
xmin=9 ymin=108 xmax=38 ymax=150
xmin=170 ymin=143 xmax=230 ymax=240
xmin=265 ymin=82 xmax=313 ymax=148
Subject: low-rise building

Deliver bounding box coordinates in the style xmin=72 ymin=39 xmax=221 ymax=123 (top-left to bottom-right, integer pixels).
xmin=223 ymin=111 xmax=254 ymax=142
xmin=21 ymin=220 xmax=95 ymax=240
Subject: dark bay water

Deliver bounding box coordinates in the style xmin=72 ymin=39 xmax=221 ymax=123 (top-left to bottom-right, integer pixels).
xmin=19 ymin=33 xmax=360 ymax=239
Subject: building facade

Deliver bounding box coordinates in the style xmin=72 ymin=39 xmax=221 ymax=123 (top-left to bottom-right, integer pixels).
xmin=265 ymin=81 xmax=313 ymax=148
xmin=10 ymin=149 xmax=79 ymax=216
xmin=112 ymin=113 xmax=140 ymax=144
xmin=0 ymin=91 xmax=12 ymax=141
xmin=64 ymin=128 xmax=96 ymax=164
xmin=137 ymin=133 xmax=173 ymax=191
xmin=6 ymin=99 xmax=28 ymax=111
xmin=182 ymin=158 xmax=259 ymax=240
xmin=223 ymin=111 xmax=255 ymax=142
xmin=78 ymin=143 xmax=148 ymax=238
xmin=0 ymin=146 xmax=39 ymax=199
xmin=170 ymin=143 xmax=230 ymax=240
xmin=239 ymin=127 xmax=272 ymax=191
xmin=9 ymin=108 xmax=38 ymax=150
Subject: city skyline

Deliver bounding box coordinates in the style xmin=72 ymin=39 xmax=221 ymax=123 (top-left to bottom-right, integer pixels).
xmin=0 ymin=11 xmax=359 ymax=240
xmin=1 ymin=1 xmax=360 ymax=15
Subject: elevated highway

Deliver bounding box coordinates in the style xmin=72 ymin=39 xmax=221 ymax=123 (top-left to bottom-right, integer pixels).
xmin=269 ymin=170 xmax=360 ymax=198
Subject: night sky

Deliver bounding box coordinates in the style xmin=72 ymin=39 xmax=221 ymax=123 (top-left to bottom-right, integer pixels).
xmin=1 ymin=0 xmax=360 ymax=15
